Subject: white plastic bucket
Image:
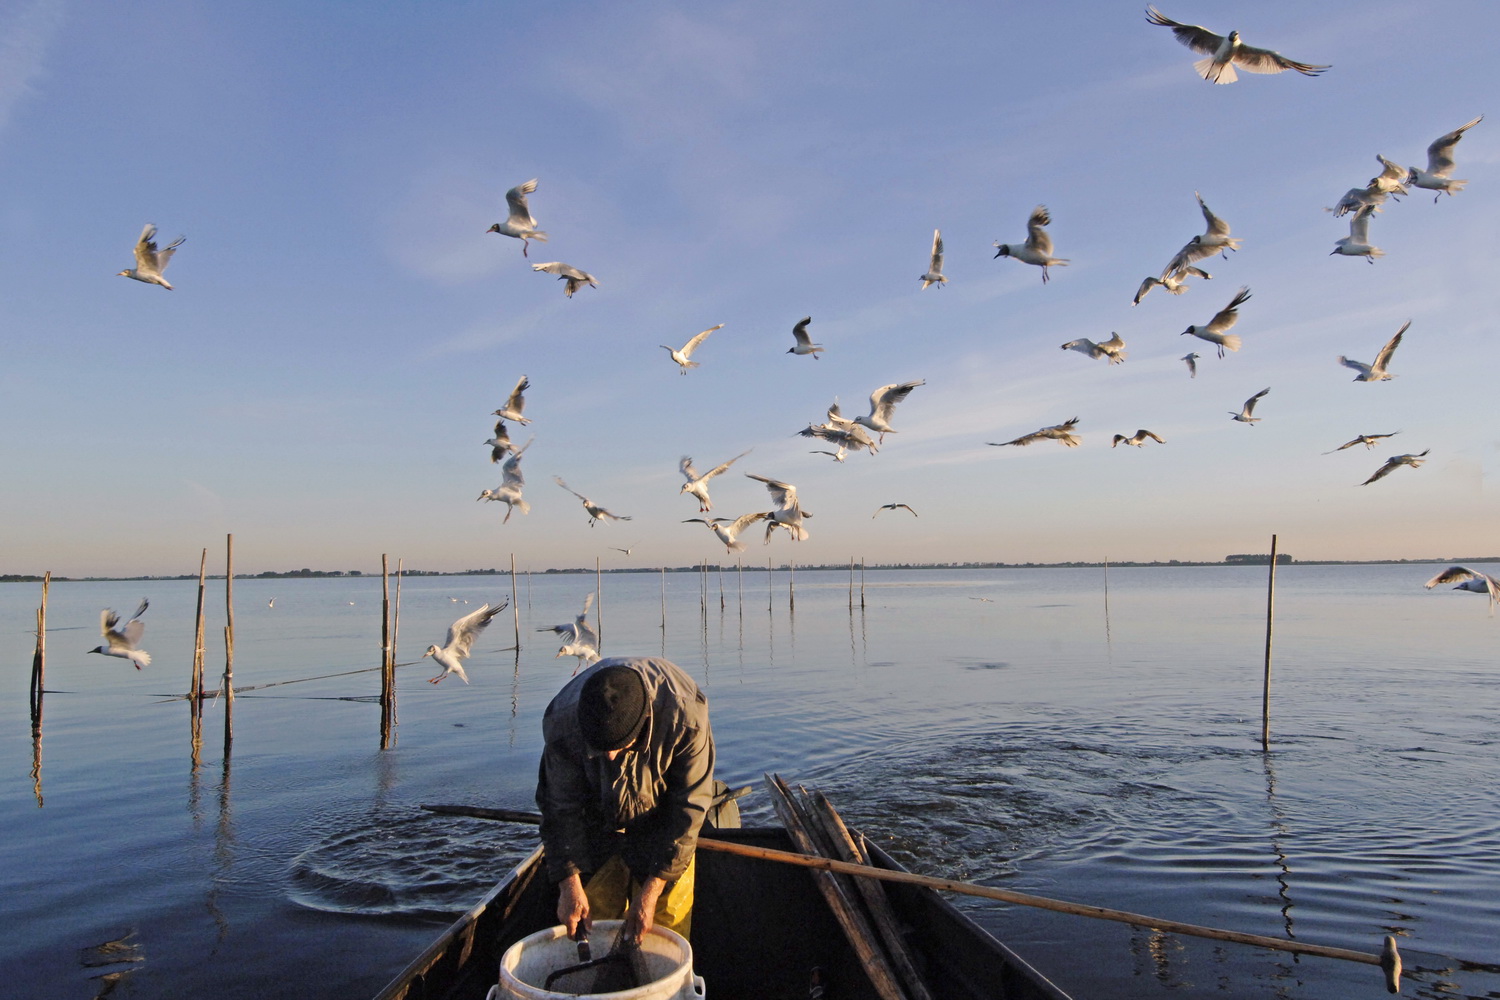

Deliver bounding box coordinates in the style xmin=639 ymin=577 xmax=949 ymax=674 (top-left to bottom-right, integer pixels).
xmin=488 ymin=920 xmax=705 ymax=1000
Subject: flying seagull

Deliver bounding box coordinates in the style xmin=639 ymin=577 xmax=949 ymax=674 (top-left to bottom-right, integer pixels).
xmin=1331 ymin=205 xmax=1383 ymax=262
xmin=1424 ymin=566 xmax=1500 ymax=614
xmin=684 ymin=512 xmax=769 ymax=554
xmin=920 ymin=229 xmax=947 ymax=289
xmin=787 ymin=316 xmax=824 ymax=359
xmin=1330 ymin=156 xmax=1409 ymax=216
xmin=1325 ymin=432 xmax=1400 ymax=454
xmin=476 ymin=437 xmax=534 ymax=522
xmin=88 ymin=599 xmax=151 ymax=669
xmin=1144 ymin=6 xmax=1330 ymax=84
xmin=1112 ymin=429 xmax=1166 ymax=448
xmin=990 ymin=417 xmax=1081 ymax=449
xmin=993 ymin=206 xmax=1069 ymax=282
xmin=485 ymin=178 xmax=548 ymax=256
xmin=554 ymin=476 xmax=631 ymax=526
xmin=746 ymin=473 xmax=812 ymax=542
xmin=1135 ymin=266 xmax=1211 ymax=305
xmin=661 ymin=324 xmax=723 ymax=374
xmin=532 ymin=261 xmax=597 ymax=297
xmin=1160 ymin=193 xmax=1241 ymax=277
xmin=1181 ymin=286 xmax=1250 ymax=357
xmin=423 ymin=601 xmax=508 ymax=684
xmin=852 ymin=380 xmax=925 ymax=443
xmin=118 ymin=225 xmax=185 ymax=290
xmin=484 ymin=420 xmax=514 ymax=463
xmin=1230 ymin=387 xmax=1270 ymax=423
xmin=679 ymin=449 xmax=751 ymax=512
xmin=538 ymin=593 xmax=600 ymax=674
xmin=493 ymin=375 xmax=532 ymax=425
xmin=1361 ymin=450 xmax=1428 ymax=486
xmin=1060 ymin=332 xmax=1127 ymax=364
xmin=1339 ymin=321 xmax=1409 ymax=381
xmin=1408 ymin=116 xmax=1483 ymax=201
xmin=1181 ymin=352 xmax=1200 ymax=378
xmin=809 ymin=447 xmax=847 ymax=462
xmin=872 ymin=503 xmax=918 ymax=519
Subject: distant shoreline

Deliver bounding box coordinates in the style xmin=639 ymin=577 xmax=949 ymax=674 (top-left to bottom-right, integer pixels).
xmin=5 ymin=556 xmax=1492 ymax=584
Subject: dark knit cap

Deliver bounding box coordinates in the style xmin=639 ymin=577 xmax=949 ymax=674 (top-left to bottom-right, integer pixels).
xmin=578 ymin=665 xmax=648 ymax=751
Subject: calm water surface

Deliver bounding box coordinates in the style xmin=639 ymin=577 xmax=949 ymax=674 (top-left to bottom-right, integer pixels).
xmin=2 ymin=564 xmax=1498 ymax=999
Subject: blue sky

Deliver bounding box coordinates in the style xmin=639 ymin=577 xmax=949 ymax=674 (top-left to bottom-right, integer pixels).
xmin=2 ymin=1 xmax=1495 ymax=576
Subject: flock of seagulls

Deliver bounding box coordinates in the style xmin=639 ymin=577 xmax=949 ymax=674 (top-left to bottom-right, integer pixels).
xmin=92 ymin=10 xmax=1492 ymax=683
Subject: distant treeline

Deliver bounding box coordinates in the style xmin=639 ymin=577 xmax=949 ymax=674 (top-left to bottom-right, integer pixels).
xmin=7 ymin=556 xmax=1496 ymax=584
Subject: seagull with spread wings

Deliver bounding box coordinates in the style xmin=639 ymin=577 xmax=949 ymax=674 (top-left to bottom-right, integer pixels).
xmin=1325 ymin=432 xmax=1400 ymax=454
xmin=538 ymin=593 xmax=599 ymax=674
xmin=554 ymin=477 xmax=631 ymax=526
xmin=1181 ymin=353 xmax=1200 ymax=378
xmin=118 ymin=225 xmax=185 ymax=290
xmin=661 ymin=324 xmax=724 ymax=374
xmin=1230 ymin=387 xmax=1270 ymax=424
xmin=424 ymin=601 xmax=508 ymax=684
xmin=1361 ymin=450 xmax=1428 ymax=486
xmin=1424 ymin=566 xmax=1500 ymax=614
xmin=493 ymin=375 xmax=532 ymax=425
xmin=1332 ymin=205 xmax=1384 ymax=262
xmin=485 ymin=178 xmax=548 ymax=256
xmin=1339 ymin=321 xmax=1409 ymax=381
xmin=1135 ymin=266 xmax=1211 ymax=305
xmin=852 ymin=380 xmax=925 ymax=443
xmin=1330 ymin=156 xmax=1409 ymax=217
xmin=476 ymin=438 xmax=534 ymax=522
xmin=873 ymin=503 xmax=918 ymax=519
xmin=920 ymin=229 xmax=947 ymax=289
xmin=990 ymin=417 xmax=1081 ymax=449
xmin=1144 ymin=6 xmax=1329 ymax=84
xmin=1181 ymin=286 xmax=1250 ymax=357
xmin=679 ymin=449 xmax=751 ymax=512
xmin=746 ymin=474 xmax=811 ymax=542
xmin=684 ymin=512 xmax=769 ymax=554
xmin=1408 ymin=117 xmax=1483 ymax=201
xmin=1060 ymin=333 xmax=1127 ymax=364
xmin=993 ymin=206 xmax=1069 ymax=282
xmin=88 ymin=599 xmax=151 ymax=669
xmin=1160 ymin=193 xmax=1242 ymax=278
xmin=532 ymin=261 xmax=597 ymax=297
xmin=786 ymin=316 xmax=824 ymax=359
xmin=484 ymin=420 xmax=514 ymax=463
xmin=1112 ymin=430 xmax=1166 ymax=448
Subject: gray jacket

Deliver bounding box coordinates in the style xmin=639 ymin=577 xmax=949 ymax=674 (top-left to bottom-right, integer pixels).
xmin=536 ymin=657 xmax=715 ymax=885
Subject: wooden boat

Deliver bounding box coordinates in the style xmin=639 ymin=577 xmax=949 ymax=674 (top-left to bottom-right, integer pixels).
xmin=371 ymin=825 xmax=1075 ymax=1000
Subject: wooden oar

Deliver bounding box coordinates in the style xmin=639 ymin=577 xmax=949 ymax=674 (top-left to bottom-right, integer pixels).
xmin=420 ymin=803 xmax=1402 ymax=991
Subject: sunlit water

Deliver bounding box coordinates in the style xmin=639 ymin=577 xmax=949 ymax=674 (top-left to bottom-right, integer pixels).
xmin=3 ymin=564 xmax=1497 ymax=999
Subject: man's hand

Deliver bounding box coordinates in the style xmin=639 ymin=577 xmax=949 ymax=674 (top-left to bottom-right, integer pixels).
xmin=621 ymin=875 xmax=667 ymax=945
xmin=557 ymin=873 xmax=592 ymax=939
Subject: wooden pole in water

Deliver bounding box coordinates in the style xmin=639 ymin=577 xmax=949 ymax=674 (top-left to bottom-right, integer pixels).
xmin=736 ymin=559 xmax=743 ymax=619
xmin=595 ymin=557 xmax=603 ymax=652
xmin=380 ymin=554 xmax=392 ymax=748
xmin=789 ymin=558 xmax=796 ymax=611
xmin=392 ymin=558 xmax=403 ymax=728
xmin=223 ymin=534 xmax=235 ymax=706
xmin=767 ymin=556 xmax=773 ymax=613
xmin=510 ymin=554 xmax=520 ymax=649
xmin=849 ymin=558 xmax=854 ymax=611
xmin=1261 ymin=534 xmax=1279 ymax=749
xmin=659 ymin=565 xmax=666 ymax=632
xmin=718 ymin=563 xmax=725 ymax=611
xmin=30 ymin=572 xmax=49 ymax=719
xmin=192 ymin=550 xmax=207 ymax=702
xmin=860 ymin=557 xmax=866 ymax=609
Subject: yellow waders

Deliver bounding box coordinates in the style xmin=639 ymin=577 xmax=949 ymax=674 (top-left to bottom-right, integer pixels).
xmin=583 ymin=853 xmax=696 ymax=939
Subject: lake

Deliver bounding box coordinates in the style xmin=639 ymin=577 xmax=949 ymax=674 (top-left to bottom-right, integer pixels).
xmin=2 ymin=563 xmax=1497 ymax=999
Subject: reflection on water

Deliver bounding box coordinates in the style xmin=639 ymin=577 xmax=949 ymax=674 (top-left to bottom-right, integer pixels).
xmin=80 ymin=929 xmax=144 ymax=1000
xmin=2 ymin=565 xmax=1500 ymax=999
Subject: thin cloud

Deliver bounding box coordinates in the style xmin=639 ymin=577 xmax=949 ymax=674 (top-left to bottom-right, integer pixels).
xmin=0 ymin=0 xmax=65 ymax=141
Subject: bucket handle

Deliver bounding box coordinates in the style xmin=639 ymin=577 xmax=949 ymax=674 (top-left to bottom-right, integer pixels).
xmin=692 ymin=974 xmax=706 ymax=996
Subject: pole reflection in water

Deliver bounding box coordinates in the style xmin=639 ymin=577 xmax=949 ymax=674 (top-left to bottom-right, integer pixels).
xmin=207 ymin=738 xmax=233 ymax=944
xmin=1262 ymin=751 xmax=1297 ymax=944
xmin=79 ymin=929 xmax=144 ymax=999
xmin=508 ymin=649 xmax=521 ymax=748
xmin=30 ymin=703 xmax=43 ymax=808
